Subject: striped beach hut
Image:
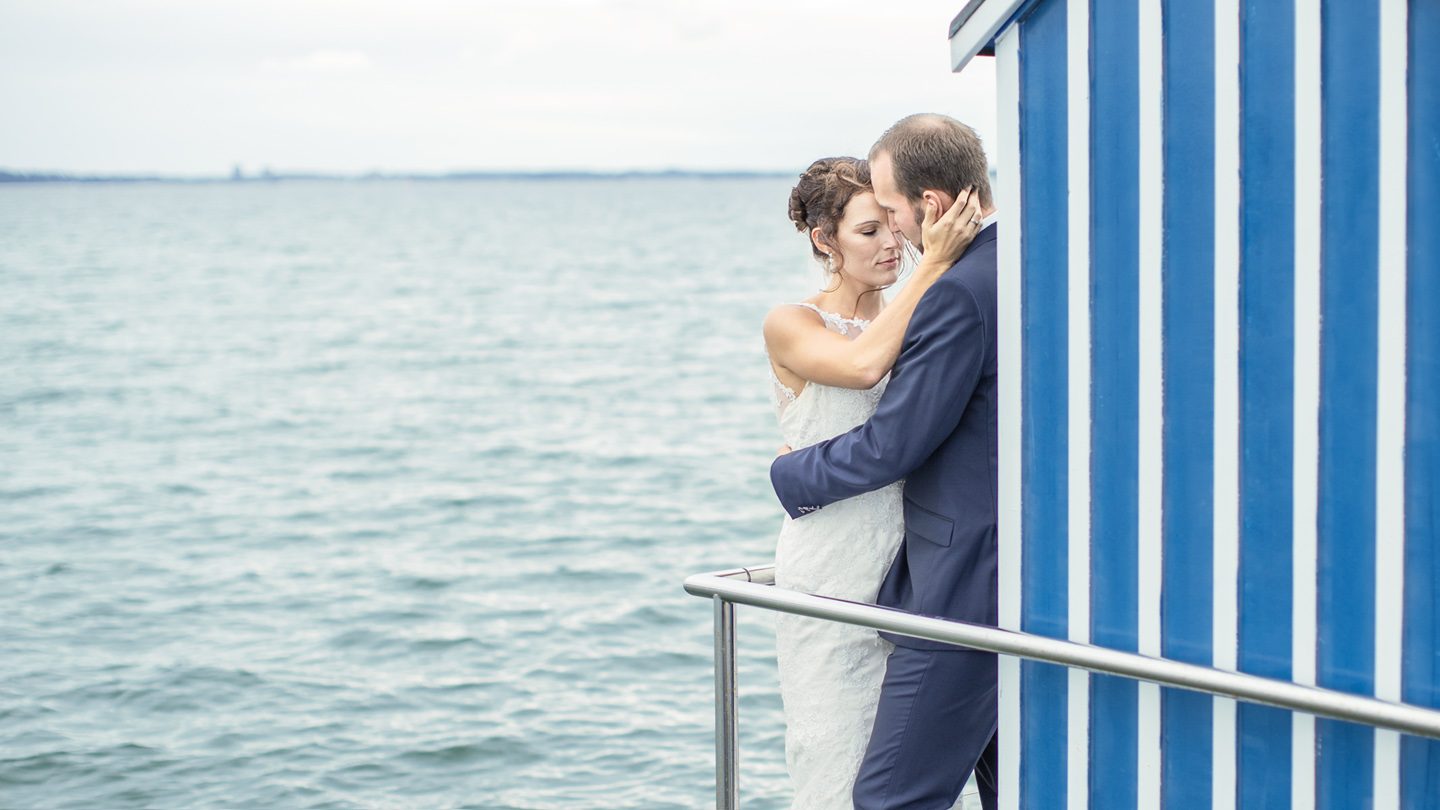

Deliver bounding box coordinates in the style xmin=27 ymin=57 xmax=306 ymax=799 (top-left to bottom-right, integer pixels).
xmin=947 ymin=0 xmax=1438 ymax=807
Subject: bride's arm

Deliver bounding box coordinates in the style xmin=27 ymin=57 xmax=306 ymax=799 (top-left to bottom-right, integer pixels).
xmin=763 ymin=189 xmax=983 ymax=390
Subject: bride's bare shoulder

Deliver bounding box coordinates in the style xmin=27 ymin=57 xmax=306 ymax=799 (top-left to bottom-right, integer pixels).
xmin=763 ymin=302 xmax=826 ymax=340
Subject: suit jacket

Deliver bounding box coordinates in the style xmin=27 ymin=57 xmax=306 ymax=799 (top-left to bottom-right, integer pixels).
xmin=770 ymin=224 xmax=998 ymax=650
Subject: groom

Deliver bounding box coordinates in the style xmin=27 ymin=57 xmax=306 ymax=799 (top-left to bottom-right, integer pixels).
xmin=770 ymin=113 xmax=999 ymax=810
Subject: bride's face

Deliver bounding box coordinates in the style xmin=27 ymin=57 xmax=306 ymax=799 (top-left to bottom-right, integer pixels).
xmin=828 ymin=192 xmax=901 ymax=287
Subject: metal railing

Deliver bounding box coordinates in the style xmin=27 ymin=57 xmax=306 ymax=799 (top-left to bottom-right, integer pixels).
xmin=684 ymin=563 xmax=1440 ymax=810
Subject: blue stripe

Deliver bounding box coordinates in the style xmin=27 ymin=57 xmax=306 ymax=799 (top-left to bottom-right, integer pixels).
xmin=1089 ymin=0 xmax=1140 ymax=804
xmin=1017 ymin=1 xmax=1071 ymax=807
xmin=1162 ymin=691 xmax=1213 ymax=806
xmin=1088 ymin=0 xmax=1140 ymax=657
xmin=1237 ymin=0 xmax=1295 ymax=806
xmin=1316 ymin=1 xmax=1381 ymax=806
xmin=1020 ymin=662 xmax=1069 ymax=809
xmin=1403 ymin=0 xmax=1440 ymax=805
xmin=1238 ymin=708 xmax=1292 ymax=804
xmin=1160 ymin=0 xmax=1216 ymax=804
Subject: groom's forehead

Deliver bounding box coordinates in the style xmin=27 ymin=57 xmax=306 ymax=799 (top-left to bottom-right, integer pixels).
xmin=869 ymin=157 xmax=903 ymax=200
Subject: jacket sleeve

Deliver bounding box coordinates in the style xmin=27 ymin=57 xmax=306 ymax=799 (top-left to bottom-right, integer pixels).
xmin=770 ymin=277 xmax=987 ymax=519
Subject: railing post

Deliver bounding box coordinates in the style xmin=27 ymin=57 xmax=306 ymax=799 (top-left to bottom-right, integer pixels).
xmin=713 ymin=594 xmax=739 ymax=810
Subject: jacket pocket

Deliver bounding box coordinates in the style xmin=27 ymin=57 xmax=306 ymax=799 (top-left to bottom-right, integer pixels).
xmin=903 ymin=498 xmax=954 ymax=548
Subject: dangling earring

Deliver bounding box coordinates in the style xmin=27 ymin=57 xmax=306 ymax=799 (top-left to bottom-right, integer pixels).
xmin=820 ymin=251 xmax=842 ymax=292
xmin=813 ymin=228 xmax=840 ymax=290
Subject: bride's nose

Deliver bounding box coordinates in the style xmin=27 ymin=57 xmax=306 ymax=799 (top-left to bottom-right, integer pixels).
xmin=880 ymin=229 xmax=898 ymax=250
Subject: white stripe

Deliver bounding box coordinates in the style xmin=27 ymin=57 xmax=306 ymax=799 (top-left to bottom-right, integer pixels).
xmin=1374 ymin=0 xmax=1408 ymax=804
xmin=996 ymin=18 xmax=1024 ymax=645
xmin=1374 ymin=730 xmax=1401 ymax=809
xmin=1291 ymin=0 xmax=1321 ymax=694
xmin=1136 ymin=0 xmax=1164 ymax=665
xmin=1292 ymin=713 xmax=1316 ymax=810
xmin=1068 ymin=667 xmax=1090 ymax=810
xmin=1214 ymin=698 xmax=1238 ymax=810
xmin=1137 ymin=0 xmax=1164 ymax=804
xmin=1067 ymin=0 xmax=1091 ymax=806
xmin=1138 ymin=682 xmax=1162 ymax=805
xmin=1292 ymin=0 xmax=1322 ymax=806
xmin=999 ymin=655 xmax=1022 ymax=810
xmin=1066 ymin=0 xmax=1092 ymax=654
xmin=995 ymin=24 xmax=1023 ymax=810
xmin=1375 ymin=0 xmax=1409 ymax=721
xmin=1213 ymin=0 xmax=1241 ymax=807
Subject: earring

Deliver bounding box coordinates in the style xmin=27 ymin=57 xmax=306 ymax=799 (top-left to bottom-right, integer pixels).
xmin=819 ymin=251 xmax=842 ymax=292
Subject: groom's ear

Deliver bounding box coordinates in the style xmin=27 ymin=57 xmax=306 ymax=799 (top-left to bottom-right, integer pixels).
xmin=923 ymin=189 xmax=956 ymax=217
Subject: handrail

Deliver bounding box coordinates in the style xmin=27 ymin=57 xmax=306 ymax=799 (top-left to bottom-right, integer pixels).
xmin=684 ymin=564 xmax=1440 ymax=740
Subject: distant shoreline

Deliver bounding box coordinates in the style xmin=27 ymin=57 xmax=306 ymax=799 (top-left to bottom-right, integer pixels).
xmin=0 ymin=169 xmax=794 ymax=184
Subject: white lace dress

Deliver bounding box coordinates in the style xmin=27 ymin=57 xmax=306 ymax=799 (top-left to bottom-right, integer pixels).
xmin=768 ymin=303 xmax=905 ymax=810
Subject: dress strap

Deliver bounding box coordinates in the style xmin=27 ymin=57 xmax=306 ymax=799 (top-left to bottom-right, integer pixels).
xmin=789 ymin=302 xmax=870 ymax=336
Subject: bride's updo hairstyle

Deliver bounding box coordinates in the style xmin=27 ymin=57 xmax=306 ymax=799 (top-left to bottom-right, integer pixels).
xmin=787 ymin=157 xmax=872 ymax=266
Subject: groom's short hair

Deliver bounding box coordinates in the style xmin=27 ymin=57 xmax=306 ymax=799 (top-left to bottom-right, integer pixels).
xmin=870 ymin=114 xmax=993 ymax=210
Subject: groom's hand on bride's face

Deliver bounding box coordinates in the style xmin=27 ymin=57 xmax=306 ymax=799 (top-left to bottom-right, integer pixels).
xmin=919 ymin=186 xmax=982 ymax=267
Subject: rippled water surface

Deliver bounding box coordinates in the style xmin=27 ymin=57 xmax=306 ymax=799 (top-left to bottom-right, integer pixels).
xmin=0 ymin=179 xmax=822 ymax=809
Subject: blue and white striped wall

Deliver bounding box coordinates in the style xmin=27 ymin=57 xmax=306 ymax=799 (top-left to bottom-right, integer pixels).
xmin=953 ymin=0 xmax=1439 ymax=807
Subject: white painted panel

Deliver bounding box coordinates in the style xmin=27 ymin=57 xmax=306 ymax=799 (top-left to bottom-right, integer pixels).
xmin=995 ymin=23 xmax=1023 ymax=810
xmin=1291 ymin=0 xmax=1321 ymax=694
xmin=1374 ymin=0 xmax=1409 ymax=805
xmin=1214 ymin=697 xmax=1238 ymax=810
xmin=996 ymin=18 xmax=1024 ymax=643
xmin=1213 ymin=0 xmax=1241 ymax=807
xmin=1068 ymin=667 xmax=1090 ymax=810
xmin=1066 ymin=0 xmax=1092 ymax=653
xmin=1066 ymin=1 xmax=1091 ymax=805
xmin=1293 ymin=714 xmax=1316 ymax=810
xmin=1292 ymin=0 xmax=1322 ymax=806
xmin=1137 ymin=0 xmax=1164 ymax=803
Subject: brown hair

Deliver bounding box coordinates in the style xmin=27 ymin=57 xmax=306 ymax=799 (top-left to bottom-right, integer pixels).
xmin=787 ymin=157 xmax=872 ymax=262
xmin=869 ymin=113 xmax=992 ymax=209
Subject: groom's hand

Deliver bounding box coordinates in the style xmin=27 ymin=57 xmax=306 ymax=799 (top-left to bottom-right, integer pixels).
xmin=919 ymin=186 xmax=983 ymax=269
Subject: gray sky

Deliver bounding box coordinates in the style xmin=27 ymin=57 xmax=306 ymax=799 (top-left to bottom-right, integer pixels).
xmin=0 ymin=0 xmax=997 ymax=176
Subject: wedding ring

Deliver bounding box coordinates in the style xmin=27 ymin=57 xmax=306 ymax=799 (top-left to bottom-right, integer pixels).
xmin=970 ymin=217 xmax=982 ymax=225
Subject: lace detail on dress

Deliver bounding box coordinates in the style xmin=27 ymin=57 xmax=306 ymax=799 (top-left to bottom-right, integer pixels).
xmin=791 ymin=301 xmax=871 ymax=338
xmin=768 ymin=364 xmax=799 ymax=416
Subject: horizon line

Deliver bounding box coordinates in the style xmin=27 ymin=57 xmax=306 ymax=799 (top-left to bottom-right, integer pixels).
xmin=0 ymin=167 xmax=799 ymax=184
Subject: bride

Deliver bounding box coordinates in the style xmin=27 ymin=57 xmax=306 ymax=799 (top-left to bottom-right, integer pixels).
xmin=764 ymin=156 xmax=981 ymax=809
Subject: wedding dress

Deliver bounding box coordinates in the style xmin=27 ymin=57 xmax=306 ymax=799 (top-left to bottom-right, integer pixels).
xmin=767 ymin=304 xmax=978 ymax=809
xmin=768 ymin=303 xmax=904 ymax=809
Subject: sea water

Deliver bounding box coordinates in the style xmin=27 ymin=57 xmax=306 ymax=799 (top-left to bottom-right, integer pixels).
xmin=0 ymin=179 xmax=978 ymax=810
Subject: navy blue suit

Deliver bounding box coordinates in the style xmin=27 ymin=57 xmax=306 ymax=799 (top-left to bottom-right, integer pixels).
xmin=770 ymin=224 xmax=999 ymax=810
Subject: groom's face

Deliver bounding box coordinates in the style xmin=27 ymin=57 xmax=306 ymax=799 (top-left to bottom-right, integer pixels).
xmin=870 ymin=151 xmax=925 ymax=250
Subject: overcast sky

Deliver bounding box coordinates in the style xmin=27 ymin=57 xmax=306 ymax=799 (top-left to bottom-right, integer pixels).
xmin=0 ymin=0 xmax=998 ymax=176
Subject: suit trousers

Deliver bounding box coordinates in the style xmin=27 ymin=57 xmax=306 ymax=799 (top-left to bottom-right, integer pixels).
xmin=853 ymin=646 xmax=999 ymax=810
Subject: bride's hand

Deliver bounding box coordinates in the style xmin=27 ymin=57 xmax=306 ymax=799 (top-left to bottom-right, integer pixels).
xmin=916 ymin=187 xmax=984 ymax=276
